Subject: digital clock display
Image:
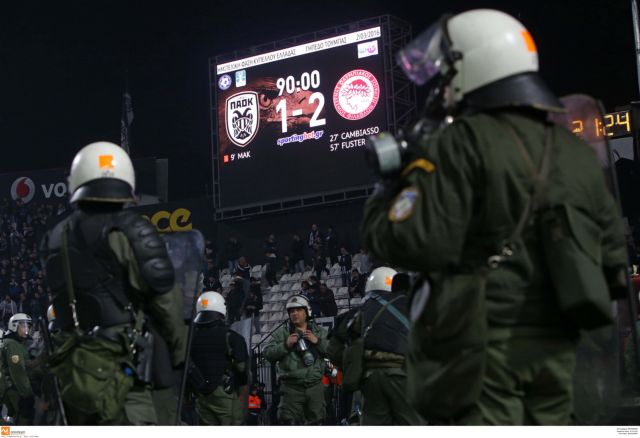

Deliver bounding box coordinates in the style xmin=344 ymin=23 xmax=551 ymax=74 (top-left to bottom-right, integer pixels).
xmin=212 ymin=26 xmax=387 ymax=209
xmin=570 ymin=110 xmax=631 ymax=139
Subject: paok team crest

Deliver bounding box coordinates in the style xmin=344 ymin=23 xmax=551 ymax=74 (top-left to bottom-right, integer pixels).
xmin=226 ymin=91 xmax=259 ymax=147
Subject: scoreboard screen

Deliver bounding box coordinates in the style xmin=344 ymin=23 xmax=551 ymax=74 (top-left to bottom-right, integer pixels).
xmin=212 ymin=25 xmax=387 ymax=209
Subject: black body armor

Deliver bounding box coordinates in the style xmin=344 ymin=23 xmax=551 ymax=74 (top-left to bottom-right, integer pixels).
xmin=40 ymin=208 xmax=174 ymax=331
xmin=190 ymin=321 xmax=233 ymax=392
xmin=361 ymin=291 xmax=410 ymax=356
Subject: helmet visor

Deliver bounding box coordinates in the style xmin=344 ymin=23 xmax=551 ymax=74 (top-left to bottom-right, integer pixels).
xmin=396 ymin=20 xmax=449 ymax=86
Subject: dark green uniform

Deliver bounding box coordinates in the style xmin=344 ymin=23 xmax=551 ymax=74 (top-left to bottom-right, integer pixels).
xmin=264 ymin=322 xmax=328 ymax=425
xmin=190 ymin=321 xmax=248 ymax=426
xmin=1 ymin=336 xmax=33 ymax=424
xmin=362 ymin=110 xmax=627 ymax=425
xmin=41 ymin=210 xmax=187 ymax=425
xmin=328 ymin=293 xmax=424 ymax=425
xmin=110 ymin=230 xmax=187 ymax=426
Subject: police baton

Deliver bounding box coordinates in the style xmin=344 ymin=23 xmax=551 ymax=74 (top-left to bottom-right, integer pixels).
xmin=175 ymin=272 xmax=202 ymax=425
xmin=37 ymin=317 xmax=68 ymax=426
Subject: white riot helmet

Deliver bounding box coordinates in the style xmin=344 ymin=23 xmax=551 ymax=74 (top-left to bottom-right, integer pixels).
xmin=8 ymin=313 xmax=32 ymax=333
xmin=365 ymin=266 xmax=397 ymax=294
xmin=397 ymin=9 xmax=562 ymax=112
xmin=194 ymin=291 xmax=226 ymax=325
xmin=68 ymin=142 xmax=136 ymax=204
xmin=47 ymin=305 xmax=56 ymax=323
xmin=285 ymin=295 xmax=312 ymax=317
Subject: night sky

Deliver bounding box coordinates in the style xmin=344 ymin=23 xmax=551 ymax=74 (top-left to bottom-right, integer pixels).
xmin=0 ymin=0 xmax=635 ymax=201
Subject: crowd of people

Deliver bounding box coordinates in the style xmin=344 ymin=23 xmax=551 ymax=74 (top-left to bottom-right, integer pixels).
xmin=200 ymin=225 xmax=375 ymax=332
xmin=0 ymin=198 xmax=68 ymax=331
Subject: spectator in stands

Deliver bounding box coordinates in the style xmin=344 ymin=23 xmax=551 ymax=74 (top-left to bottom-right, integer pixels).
xmin=338 ymin=246 xmax=352 ymax=287
xmin=318 ymin=283 xmax=338 ymax=317
xmin=223 ymin=236 xmax=242 ymax=274
xmin=279 ymin=255 xmax=292 ymax=278
xmin=234 ymin=256 xmax=252 ymax=296
xmin=348 ymin=269 xmax=365 ymax=299
xmin=1 ymin=294 xmax=17 ymax=329
xmin=205 ymin=239 xmax=216 ymax=263
xmin=244 ymin=278 xmax=263 ymax=334
xmin=304 ymin=279 xmax=323 ymax=318
xmin=8 ymin=276 xmax=22 ymax=299
xmin=227 ymin=277 xmax=245 ymax=323
xmin=16 ymin=292 xmax=28 ymax=314
xmin=325 ymin=226 xmax=339 ymax=266
xmin=203 ymin=275 xmax=221 ymax=292
xmin=26 ymin=290 xmax=46 ymax=322
xmin=301 ymin=280 xmax=311 ymax=295
xmin=264 ymin=234 xmax=278 ymax=287
xmin=312 ymin=255 xmax=329 ymax=281
xmin=358 ymin=248 xmax=372 ymax=276
xmin=308 ymin=224 xmax=321 ymax=249
xmin=311 ymin=236 xmax=324 ymax=261
xmin=291 ymin=234 xmax=305 ymax=274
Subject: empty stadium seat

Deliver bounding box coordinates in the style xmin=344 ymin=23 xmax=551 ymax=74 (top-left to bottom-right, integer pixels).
xmin=336 ymin=287 xmax=348 ymax=298
xmin=280 ymin=273 xmax=292 ymax=282
xmin=291 ymin=282 xmax=301 ymax=292
xmin=270 ymin=284 xmax=281 ymax=293
xmin=291 ymin=272 xmax=302 ymax=281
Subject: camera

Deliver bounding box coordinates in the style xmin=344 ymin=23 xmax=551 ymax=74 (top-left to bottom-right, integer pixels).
xmin=295 ymin=332 xmax=315 ymax=367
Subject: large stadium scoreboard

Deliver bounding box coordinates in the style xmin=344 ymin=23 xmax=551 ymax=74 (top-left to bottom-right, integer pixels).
xmin=212 ymin=24 xmax=388 ymax=210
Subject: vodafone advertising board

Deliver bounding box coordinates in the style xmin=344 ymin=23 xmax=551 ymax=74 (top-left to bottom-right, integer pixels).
xmin=2 ymin=159 xmax=158 ymax=204
xmin=5 ymin=169 xmax=70 ymax=204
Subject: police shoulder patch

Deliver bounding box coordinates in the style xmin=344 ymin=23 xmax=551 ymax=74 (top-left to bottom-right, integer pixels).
xmin=10 ymin=355 xmax=19 ymax=364
xmin=388 ymin=187 xmax=420 ymax=222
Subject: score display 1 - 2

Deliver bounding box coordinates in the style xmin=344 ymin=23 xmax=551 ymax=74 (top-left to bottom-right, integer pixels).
xmin=275 ymin=70 xmax=326 ymax=133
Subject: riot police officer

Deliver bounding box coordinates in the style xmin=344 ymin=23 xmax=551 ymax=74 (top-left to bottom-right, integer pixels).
xmin=189 ymin=291 xmax=249 ymax=425
xmin=361 ymin=9 xmax=627 ymax=425
xmin=1 ymin=313 xmax=34 ymax=424
xmin=329 ymin=267 xmax=424 ymax=425
xmin=40 ymin=142 xmax=187 ymax=425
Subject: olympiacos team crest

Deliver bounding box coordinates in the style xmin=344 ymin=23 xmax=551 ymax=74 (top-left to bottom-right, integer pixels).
xmin=225 ymin=91 xmax=259 ymax=147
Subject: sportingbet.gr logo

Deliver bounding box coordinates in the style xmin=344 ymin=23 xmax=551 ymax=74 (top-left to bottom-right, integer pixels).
xmin=10 ymin=176 xmax=68 ymax=204
xmin=226 ymin=91 xmax=259 ymax=147
xmin=10 ymin=177 xmax=35 ymax=203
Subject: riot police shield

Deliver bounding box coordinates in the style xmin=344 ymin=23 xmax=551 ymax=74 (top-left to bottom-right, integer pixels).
xmin=162 ymin=230 xmax=206 ymax=320
xmin=549 ymin=94 xmax=640 ymax=424
xmin=162 ymin=230 xmax=207 ymax=424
